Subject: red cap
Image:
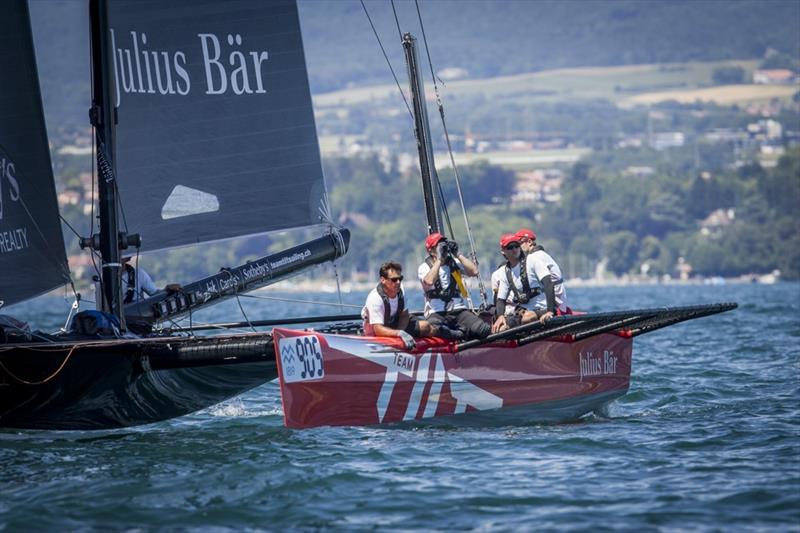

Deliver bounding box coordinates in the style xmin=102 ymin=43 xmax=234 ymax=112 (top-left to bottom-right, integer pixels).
xmin=499 ymin=234 xmax=519 ymax=249
xmin=515 ymin=228 xmax=536 ymax=241
xmin=425 ymin=232 xmax=446 ymax=250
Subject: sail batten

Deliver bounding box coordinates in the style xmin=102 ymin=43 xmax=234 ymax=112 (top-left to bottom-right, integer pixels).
xmin=109 ymin=0 xmax=325 ymax=252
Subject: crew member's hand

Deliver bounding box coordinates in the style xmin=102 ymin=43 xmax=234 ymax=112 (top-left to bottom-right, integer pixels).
xmin=539 ymin=311 xmax=554 ymax=324
xmin=165 ymin=283 xmax=183 ymax=293
xmin=398 ymin=330 xmax=416 ymax=350
xmin=492 ymin=315 xmax=507 ymax=334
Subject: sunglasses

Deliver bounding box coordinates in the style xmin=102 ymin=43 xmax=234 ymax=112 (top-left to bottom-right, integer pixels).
xmin=386 ymin=276 xmax=403 ymax=283
xmin=503 ymin=244 xmax=520 ymax=250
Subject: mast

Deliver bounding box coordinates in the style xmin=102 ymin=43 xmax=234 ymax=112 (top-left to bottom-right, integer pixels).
xmin=402 ymin=32 xmax=443 ymax=236
xmin=82 ymin=0 xmax=138 ymax=326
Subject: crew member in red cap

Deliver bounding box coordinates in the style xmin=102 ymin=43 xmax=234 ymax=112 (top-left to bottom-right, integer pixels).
xmin=418 ymin=233 xmax=490 ymax=340
xmin=513 ymin=227 xmax=568 ymax=323
xmin=491 ymin=234 xmax=539 ymax=333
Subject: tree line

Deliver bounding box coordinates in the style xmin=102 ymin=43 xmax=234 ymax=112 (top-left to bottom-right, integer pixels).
xmin=322 ymin=147 xmax=800 ymax=282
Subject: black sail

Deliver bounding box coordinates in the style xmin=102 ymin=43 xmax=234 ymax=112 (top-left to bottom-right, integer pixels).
xmin=0 ymin=0 xmax=70 ymax=307
xmin=108 ymin=0 xmax=326 ymax=252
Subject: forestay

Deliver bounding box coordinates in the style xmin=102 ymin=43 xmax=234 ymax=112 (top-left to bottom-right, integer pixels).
xmin=107 ymin=0 xmax=325 ymax=251
xmin=0 ymin=0 xmax=70 ymax=306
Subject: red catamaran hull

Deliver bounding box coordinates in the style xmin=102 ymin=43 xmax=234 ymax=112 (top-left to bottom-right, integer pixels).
xmin=273 ymin=328 xmax=632 ymax=429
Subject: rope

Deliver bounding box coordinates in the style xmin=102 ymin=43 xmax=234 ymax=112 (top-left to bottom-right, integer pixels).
xmin=318 ymin=195 xmax=346 ymax=311
xmin=0 ymin=344 xmax=77 ymax=385
xmin=360 ymin=0 xmax=414 ymax=121
xmin=414 ymin=0 xmax=488 ymax=309
xmin=221 ymin=267 xmax=255 ymax=333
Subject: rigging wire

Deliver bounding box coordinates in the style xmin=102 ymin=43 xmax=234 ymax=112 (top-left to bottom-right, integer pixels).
xmin=221 ymin=267 xmax=256 ymax=333
xmin=389 ymin=0 xmax=404 ymax=42
xmin=318 ymin=195 xmax=346 ymax=311
xmin=237 ymin=292 xmax=362 ymax=309
xmin=413 ymin=0 xmax=489 ymax=308
xmin=8 ymin=172 xmax=80 ymax=304
xmin=359 ymin=0 xmax=414 ymax=121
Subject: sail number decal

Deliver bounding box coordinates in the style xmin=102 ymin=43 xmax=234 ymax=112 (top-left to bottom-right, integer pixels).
xmin=279 ymin=335 xmax=325 ymax=383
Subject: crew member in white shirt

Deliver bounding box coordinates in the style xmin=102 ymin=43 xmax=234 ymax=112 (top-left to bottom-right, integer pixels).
xmin=515 ymin=228 xmax=568 ymax=322
xmin=120 ymin=256 xmax=182 ymax=304
xmin=491 ymin=234 xmax=539 ymax=333
xmin=361 ymin=261 xmax=441 ymax=350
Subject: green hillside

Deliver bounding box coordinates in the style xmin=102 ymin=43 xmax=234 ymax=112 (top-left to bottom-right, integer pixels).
xmin=29 ymin=0 xmax=800 ymax=133
xmin=299 ymin=0 xmax=800 ymax=93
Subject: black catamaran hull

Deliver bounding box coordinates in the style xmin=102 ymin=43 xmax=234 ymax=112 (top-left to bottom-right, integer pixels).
xmin=0 ymin=334 xmax=276 ymax=430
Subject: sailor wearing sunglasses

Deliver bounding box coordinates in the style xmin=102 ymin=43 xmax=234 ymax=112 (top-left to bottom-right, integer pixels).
xmin=493 ymin=229 xmax=568 ymax=333
xmin=361 ymin=261 xmax=441 ymax=350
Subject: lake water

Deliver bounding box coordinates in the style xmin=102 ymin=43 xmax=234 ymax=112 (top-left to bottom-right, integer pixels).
xmin=1 ymin=283 xmax=798 ymax=530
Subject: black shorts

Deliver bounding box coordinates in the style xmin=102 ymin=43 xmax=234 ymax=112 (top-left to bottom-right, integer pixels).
xmin=427 ymin=309 xmax=490 ymax=340
xmin=404 ymin=316 xmax=422 ymax=337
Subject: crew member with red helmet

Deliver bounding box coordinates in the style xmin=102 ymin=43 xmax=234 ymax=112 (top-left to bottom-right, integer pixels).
xmin=514 ymin=228 xmax=568 ymax=323
xmin=417 ymin=233 xmax=490 ymax=340
xmin=491 ymin=233 xmax=539 ymax=333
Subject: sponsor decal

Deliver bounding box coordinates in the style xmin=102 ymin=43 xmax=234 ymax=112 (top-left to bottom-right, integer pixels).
xmin=579 ymin=350 xmax=618 ymax=380
xmin=0 ymin=151 xmax=31 ymax=255
xmin=279 ymin=335 xmax=325 ymax=384
xmin=270 ymin=249 xmax=311 ymax=270
xmin=242 ymin=260 xmax=271 ymax=281
xmin=110 ymin=29 xmax=271 ymax=107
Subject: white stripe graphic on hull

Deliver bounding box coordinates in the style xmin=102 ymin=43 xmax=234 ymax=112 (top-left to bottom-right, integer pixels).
xmin=422 ymin=353 xmax=446 ymax=419
xmin=377 ymin=371 xmax=397 ymax=423
xmin=404 ymin=353 xmax=431 ymax=420
xmin=448 ymin=371 xmax=503 ymax=412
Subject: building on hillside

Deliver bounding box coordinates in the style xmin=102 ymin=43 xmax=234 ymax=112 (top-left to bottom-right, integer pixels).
xmin=623 ymin=166 xmax=656 ymax=178
xmin=338 ymin=211 xmax=371 ymax=229
xmin=704 ymin=128 xmax=749 ymax=144
xmin=57 ymin=190 xmax=80 ymax=207
xmin=752 ymin=69 xmax=798 ymax=84
xmin=511 ymin=169 xmax=564 ymax=205
xmin=649 ymin=132 xmax=685 ymax=151
xmin=700 ymin=208 xmax=735 ymax=236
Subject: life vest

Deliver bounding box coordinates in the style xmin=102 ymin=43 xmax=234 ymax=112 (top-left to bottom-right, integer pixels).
xmin=123 ymin=263 xmax=137 ymax=304
xmin=376 ymin=282 xmax=404 ymax=328
xmin=504 ymin=252 xmax=540 ymax=304
xmin=423 ymin=256 xmax=461 ymax=304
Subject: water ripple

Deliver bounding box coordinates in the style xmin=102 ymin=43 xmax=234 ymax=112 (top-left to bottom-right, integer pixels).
xmin=2 ymin=283 xmax=799 ymax=529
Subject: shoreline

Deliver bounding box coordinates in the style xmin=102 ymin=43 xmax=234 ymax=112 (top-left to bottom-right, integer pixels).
xmin=258 ymin=273 xmax=782 ymax=294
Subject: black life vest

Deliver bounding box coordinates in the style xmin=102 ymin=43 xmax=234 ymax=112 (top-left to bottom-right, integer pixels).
xmin=423 ymin=256 xmax=460 ymax=304
xmin=504 ymin=252 xmax=541 ymax=304
xmin=123 ymin=263 xmax=137 ymax=304
xmin=376 ymin=282 xmax=404 ymax=328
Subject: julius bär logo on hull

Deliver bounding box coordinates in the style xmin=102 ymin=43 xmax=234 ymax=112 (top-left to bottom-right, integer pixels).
xmin=579 ymin=350 xmax=618 ymax=381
